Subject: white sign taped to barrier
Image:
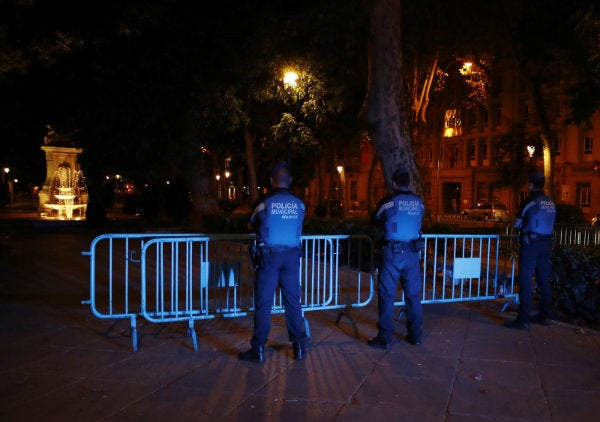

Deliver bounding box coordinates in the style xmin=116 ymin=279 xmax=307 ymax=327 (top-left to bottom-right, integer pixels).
xmin=452 ymin=257 xmax=481 ymax=279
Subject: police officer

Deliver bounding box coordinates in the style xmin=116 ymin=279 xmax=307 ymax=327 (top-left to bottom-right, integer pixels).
xmin=239 ymin=162 xmax=307 ymax=363
xmin=368 ymin=166 xmax=425 ymax=349
xmin=506 ymin=172 xmax=556 ymax=330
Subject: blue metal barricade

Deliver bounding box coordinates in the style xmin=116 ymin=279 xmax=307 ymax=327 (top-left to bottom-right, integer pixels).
xmin=85 ymin=232 xmax=519 ymax=351
xmin=85 ymin=233 xmax=375 ymax=351
xmin=394 ymin=234 xmax=518 ymax=309
xmin=140 ymin=236 xmax=211 ymax=351
xmin=81 ymin=233 xmax=199 ymax=351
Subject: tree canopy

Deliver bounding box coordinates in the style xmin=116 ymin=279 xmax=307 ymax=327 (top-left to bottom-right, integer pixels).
xmin=1 ymin=0 xmax=600 ymax=209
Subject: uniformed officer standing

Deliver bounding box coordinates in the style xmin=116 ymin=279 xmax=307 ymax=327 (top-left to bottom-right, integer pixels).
xmin=505 ymin=172 xmax=556 ymax=330
xmin=368 ymin=167 xmax=425 ymax=349
xmin=239 ymin=162 xmax=307 ymax=363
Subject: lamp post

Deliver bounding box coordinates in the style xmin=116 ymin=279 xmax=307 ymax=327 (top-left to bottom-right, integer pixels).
xmin=336 ymin=165 xmax=343 ymax=201
xmin=215 ymin=174 xmax=221 ymax=199
xmin=527 ymin=145 xmax=535 ymax=170
xmin=336 ymin=165 xmax=344 ymax=216
xmin=224 ymin=170 xmax=234 ymax=200
xmin=3 ymin=167 xmax=11 ymax=205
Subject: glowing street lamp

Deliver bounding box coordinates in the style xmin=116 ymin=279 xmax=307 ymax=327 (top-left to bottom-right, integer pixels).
xmin=460 ymin=61 xmax=473 ymax=74
xmin=527 ymin=145 xmax=535 ymax=169
xmin=283 ymin=71 xmax=298 ymax=87
xmin=336 ymin=165 xmax=344 ymax=215
xmin=2 ymin=167 xmax=9 ymax=185
xmin=215 ymin=174 xmax=222 ymax=198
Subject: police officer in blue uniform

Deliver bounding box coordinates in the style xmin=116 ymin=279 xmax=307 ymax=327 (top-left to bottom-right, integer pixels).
xmin=239 ymin=162 xmax=307 ymax=363
xmin=368 ymin=166 xmax=425 ymax=349
xmin=506 ymin=172 xmax=556 ymax=330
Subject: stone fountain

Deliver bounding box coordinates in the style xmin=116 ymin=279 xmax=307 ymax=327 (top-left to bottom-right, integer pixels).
xmin=39 ymin=144 xmax=88 ymax=220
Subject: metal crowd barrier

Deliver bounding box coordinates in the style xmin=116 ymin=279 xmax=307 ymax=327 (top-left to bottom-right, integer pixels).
xmin=393 ymin=234 xmax=518 ymax=311
xmin=505 ymin=224 xmax=600 ymax=248
xmin=83 ymin=233 xmax=374 ymax=351
xmin=553 ymin=224 xmax=600 ymax=248
xmin=81 ymin=233 xmax=201 ymax=351
xmin=83 ymin=231 xmax=518 ymax=352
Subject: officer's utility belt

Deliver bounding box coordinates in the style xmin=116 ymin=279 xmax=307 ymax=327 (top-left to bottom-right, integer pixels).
xmin=261 ymin=245 xmax=299 ymax=253
xmin=521 ymin=232 xmax=552 ymax=244
xmin=384 ymin=239 xmax=421 ymax=253
xmin=384 ymin=240 xmax=415 ymax=247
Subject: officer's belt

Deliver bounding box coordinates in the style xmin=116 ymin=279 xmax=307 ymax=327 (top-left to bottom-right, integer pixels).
xmin=261 ymin=245 xmax=298 ymax=253
xmin=384 ymin=240 xmax=417 ymax=246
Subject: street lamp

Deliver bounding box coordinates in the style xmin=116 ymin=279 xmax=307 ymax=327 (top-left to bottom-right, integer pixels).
xmin=215 ymin=174 xmax=222 ymax=199
xmin=336 ymin=165 xmax=344 ymax=216
xmin=224 ymin=170 xmax=235 ymax=200
xmin=527 ymin=145 xmax=535 ymax=169
xmin=283 ymin=71 xmax=298 ymax=88
xmin=336 ymin=165 xmax=343 ymax=201
xmin=2 ymin=167 xmax=9 ymax=185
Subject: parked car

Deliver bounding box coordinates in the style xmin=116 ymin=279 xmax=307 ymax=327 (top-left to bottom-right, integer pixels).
xmin=461 ymin=201 xmax=509 ymax=221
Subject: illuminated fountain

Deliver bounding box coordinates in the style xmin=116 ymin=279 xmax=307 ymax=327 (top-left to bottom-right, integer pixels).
xmin=41 ymin=163 xmax=88 ymax=220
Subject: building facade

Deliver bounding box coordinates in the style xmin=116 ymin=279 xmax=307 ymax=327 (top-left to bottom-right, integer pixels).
xmin=315 ymin=58 xmax=600 ymax=224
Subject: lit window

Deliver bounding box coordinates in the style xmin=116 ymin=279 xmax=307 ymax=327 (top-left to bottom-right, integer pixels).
xmin=578 ymin=183 xmax=591 ymax=208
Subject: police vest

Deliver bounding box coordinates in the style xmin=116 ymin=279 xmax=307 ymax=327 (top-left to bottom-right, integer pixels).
xmin=258 ymin=191 xmax=305 ymax=247
xmin=523 ymin=193 xmax=556 ymax=235
xmin=383 ymin=191 xmax=424 ymax=241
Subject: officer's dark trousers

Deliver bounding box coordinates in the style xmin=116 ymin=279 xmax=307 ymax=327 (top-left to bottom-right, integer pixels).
xmin=377 ymin=245 xmax=423 ymax=342
xmin=251 ymin=248 xmax=305 ymax=349
xmin=517 ymin=237 xmax=553 ymax=322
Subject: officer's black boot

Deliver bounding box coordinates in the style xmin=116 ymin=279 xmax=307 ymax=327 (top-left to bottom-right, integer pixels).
xmin=239 ymin=345 xmax=265 ymax=363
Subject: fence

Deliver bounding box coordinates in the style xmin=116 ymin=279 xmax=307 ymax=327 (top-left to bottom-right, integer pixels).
xmin=81 ymin=233 xmax=202 ymax=351
xmin=552 ymin=224 xmax=600 ymax=248
xmin=83 ymin=233 xmax=375 ymax=351
xmin=83 ymin=232 xmax=520 ymax=351
xmin=504 ymin=224 xmax=600 ymax=248
xmin=393 ymin=234 xmax=518 ymax=312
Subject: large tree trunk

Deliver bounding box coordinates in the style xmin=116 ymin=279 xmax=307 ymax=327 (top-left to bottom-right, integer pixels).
xmin=366 ymin=0 xmax=420 ymax=194
xmin=530 ymin=81 xmax=555 ymax=199
xmin=244 ymin=127 xmax=259 ymax=203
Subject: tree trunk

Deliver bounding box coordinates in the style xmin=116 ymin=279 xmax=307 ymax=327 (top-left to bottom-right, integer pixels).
xmin=366 ymin=0 xmax=420 ymax=194
xmin=367 ymin=154 xmax=379 ymax=212
xmin=530 ymin=79 xmax=555 ymax=199
xmin=244 ymin=127 xmax=259 ymax=203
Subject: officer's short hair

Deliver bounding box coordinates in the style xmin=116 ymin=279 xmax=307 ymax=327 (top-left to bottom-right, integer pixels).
xmin=392 ymin=166 xmax=410 ymax=187
xmin=529 ymin=172 xmax=545 ymax=189
xmin=271 ymin=161 xmax=291 ymax=186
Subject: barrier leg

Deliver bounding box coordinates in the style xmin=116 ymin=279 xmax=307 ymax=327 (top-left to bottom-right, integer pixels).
xmin=501 ymin=296 xmax=518 ymax=313
xmin=336 ymin=305 xmax=359 ymax=338
xmin=187 ymin=318 xmax=198 ymax=351
xmin=131 ymin=316 xmax=138 ymax=352
xmin=303 ymin=316 xmax=311 ymax=340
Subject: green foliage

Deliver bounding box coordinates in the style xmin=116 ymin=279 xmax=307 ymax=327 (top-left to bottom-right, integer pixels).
xmin=555 ymin=203 xmax=587 ymax=225
xmin=552 ymin=246 xmax=600 ymax=325
xmin=303 ymin=215 xmax=376 ymax=237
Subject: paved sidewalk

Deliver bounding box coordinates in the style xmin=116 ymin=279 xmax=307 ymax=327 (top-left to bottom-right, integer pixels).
xmin=1 ymin=220 xmax=599 ymax=421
